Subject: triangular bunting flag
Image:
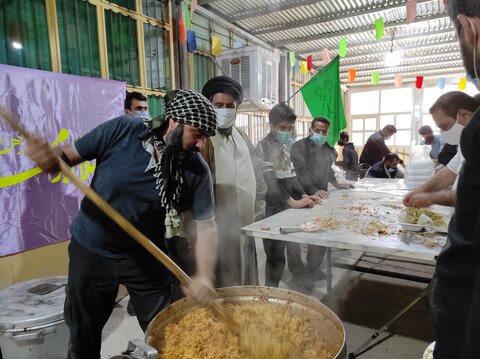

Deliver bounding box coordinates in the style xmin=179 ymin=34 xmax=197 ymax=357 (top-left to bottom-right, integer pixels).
xmin=348 ymin=68 xmax=356 ymax=82
xmin=289 ymin=51 xmax=296 ymax=67
xmin=394 ymin=74 xmax=403 ymax=88
xmin=459 ymin=77 xmax=467 ymax=90
xmin=339 ymin=38 xmax=347 ymax=58
xmin=371 ymin=71 xmax=380 ymax=85
xmin=416 ymin=76 xmax=424 ymax=89
xmin=300 ymin=61 xmax=308 ymax=75
xmin=179 ymin=17 xmax=186 ymax=44
xmin=375 ymin=18 xmax=384 ymax=40
xmin=187 ymin=30 xmax=197 ymax=53
xmin=307 ymin=55 xmax=313 ymax=71
xmin=406 ymin=0 xmax=417 ymax=24
xmin=190 ymin=0 xmax=197 ymax=16
xmin=185 ymin=4 xmax=191 ymax=30
xmin=211 ymin=35 xmax=222 ymax=56
xmin=322 ymin=48 xmax=331 ymax=65
xmin=438 ymin=78 xmax=446 ymax=89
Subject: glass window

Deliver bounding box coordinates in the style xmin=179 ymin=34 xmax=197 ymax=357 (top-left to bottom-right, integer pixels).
xmin=422 ymin=114 xmax=440 ymax=132
xmin=364 ymin=117 xmax=377 ymax=131
xmin=380 ymin=88 xmax=412 ymax=113
xmin=352 ymin=132 xmax=364 ymax=146
xmin=144 ymin=23 xmax=171 ymax=90
xmin=394 ymin=130 xmax=411 ymax=146
xmin=380 ymin=114 xmax=394 ymax=129
xmin=105 ymin=10 xmax=140 ymax=86
xmin=109 ymin=0 xmax=136 ymax=11
xmin=350 ymin=91 xmax=379 ymax=115
xmin=352 ymin=118 xmax=363 ymax=131
xmin=57 ymin=0 xmax=100 ymax=77
xmin=142 ymin=0 xmax=167 ymax=23
xmin=395 ymin=114 xmax=412 ymax=130
xmin=0 ymin=0 xmax=51 ymax=70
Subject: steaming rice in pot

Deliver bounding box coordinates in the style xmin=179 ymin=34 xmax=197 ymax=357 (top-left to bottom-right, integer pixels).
xmin=147 ymin=301 xmax=337 ymax=359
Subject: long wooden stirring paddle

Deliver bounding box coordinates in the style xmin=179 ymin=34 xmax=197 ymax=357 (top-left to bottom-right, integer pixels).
xmin=0 ymin=107 xmax=237 ymax=331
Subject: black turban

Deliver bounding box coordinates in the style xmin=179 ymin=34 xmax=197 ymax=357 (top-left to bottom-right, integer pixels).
xmin=201 ymin=76 xmax=244 ymax=105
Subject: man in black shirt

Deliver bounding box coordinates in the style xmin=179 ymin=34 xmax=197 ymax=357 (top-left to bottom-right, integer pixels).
xmin=359 ymin=125 xmax=397 ymax=166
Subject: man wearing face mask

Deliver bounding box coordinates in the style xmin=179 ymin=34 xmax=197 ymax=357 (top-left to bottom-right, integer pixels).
xmin=125 ymin=91 xmax=150 ymax=119
xmin=418 ymin=125 xmax=445 ymax=161
xmin=365 ymin=153 xmax=402 ymax=179
xmin=359 ymin=124 xmax=397 ymax=166
xmin=403 ymin=91 xmax=479 ymax=208
xmin=290 ymin=117 xmax=353 ymax=285
xmin=426 ymin=3 xmax=480 ymax=358
xmin=200 ymin=76 xmax=265 ymax=287
xmin=256 ymin=103 xmax=320 ymax=290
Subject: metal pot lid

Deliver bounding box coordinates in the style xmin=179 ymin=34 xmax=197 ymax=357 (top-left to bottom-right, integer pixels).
xmin=0 ymin=276 xmax=67 ymax=331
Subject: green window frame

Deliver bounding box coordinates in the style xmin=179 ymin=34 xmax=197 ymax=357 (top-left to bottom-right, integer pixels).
xmin=193 ymin=53 xmax=213 ymax=92
xmin=147 ymin=94 xmax=165 ymax=118
xmin=142 ymin=0 xmax=168 ymax=23
xmin=105 ymin=9 xmax=140 ymax=86
xmin=56 ymin=0 xmax=100 ymax=77
xmin=144 ymin=23 xmax=171 ymax=91
xmin=0 ymin=0 xmax=51 ymax=70
xmin=108 ymin=0 xmax=136 ymax=11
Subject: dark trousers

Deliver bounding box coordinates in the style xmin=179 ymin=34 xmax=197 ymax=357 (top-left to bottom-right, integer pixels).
xmin=65 ymin=239 xmax=172 ymax=359
xmin=287 ymin=243 xmax=326 ymax=275
xmin=263 ymin=238 xmax=286 ymax=287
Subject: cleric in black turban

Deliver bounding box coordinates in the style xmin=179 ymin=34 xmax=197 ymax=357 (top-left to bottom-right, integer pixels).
xmin=201 ymin=76 xmax=244 ymax=105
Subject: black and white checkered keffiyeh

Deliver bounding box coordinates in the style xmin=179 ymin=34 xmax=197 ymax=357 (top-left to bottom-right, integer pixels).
xmin=143 ymin=90 xmax=217 ymax=237
xmin=165 ymin=89 xmax=217 ymax=137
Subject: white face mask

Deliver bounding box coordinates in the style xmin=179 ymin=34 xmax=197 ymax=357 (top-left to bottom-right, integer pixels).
xmin=215 ymin=108 xmax=236 ymax=129
xmin=441 ymin=121 xmax=464 ymax=145
xmin=384 ymin=135 xmax=392 ymax=141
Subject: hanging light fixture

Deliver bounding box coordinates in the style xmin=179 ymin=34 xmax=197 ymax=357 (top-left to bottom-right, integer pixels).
xmin=384 ymin=30 xmax=404 ymax=67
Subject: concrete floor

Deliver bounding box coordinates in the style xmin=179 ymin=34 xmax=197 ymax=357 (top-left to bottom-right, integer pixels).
xmin=101 ymin=244 xmax=434 ymax=358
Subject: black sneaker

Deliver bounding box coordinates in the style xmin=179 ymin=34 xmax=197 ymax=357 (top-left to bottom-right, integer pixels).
xmin=127 ymin=299 xmax=136 ymax=316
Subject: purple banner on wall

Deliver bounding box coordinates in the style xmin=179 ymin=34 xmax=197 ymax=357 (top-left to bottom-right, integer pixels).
xmin=0 ymin=64 xmax=126 ymax=256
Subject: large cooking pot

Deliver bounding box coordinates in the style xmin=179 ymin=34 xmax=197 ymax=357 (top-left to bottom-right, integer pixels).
xmin=119 ymin=286 xmax=346 ymax=359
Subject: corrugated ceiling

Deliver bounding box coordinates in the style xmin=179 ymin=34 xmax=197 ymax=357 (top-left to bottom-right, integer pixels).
xmin=199 ymin=0 xmax=465 ymax=87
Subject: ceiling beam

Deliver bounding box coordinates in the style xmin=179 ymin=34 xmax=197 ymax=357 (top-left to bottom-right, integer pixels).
xmin=252 ymin=0 xmax=435 ymax=35
xmin=296 ymin=29 xmax=457 ymax=56
xmin=272 ymin=13 xmax=448 ymax=47
xmin=229 ymin=0 xmax=321 ymax=23
xmin=339 ymin=59 xmax=464 ymax=74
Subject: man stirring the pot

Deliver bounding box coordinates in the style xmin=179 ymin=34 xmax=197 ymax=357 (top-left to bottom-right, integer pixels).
xmin=25 ymin=90 xmax=219 ymax=359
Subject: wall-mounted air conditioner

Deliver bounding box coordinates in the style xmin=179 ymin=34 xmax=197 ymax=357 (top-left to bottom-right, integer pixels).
xmin=216 ymin=46 xmax=280 ymax=111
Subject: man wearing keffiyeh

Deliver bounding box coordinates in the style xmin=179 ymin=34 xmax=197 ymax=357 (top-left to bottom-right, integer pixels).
xmin=25 ymin=89 xmax=219 ymax=359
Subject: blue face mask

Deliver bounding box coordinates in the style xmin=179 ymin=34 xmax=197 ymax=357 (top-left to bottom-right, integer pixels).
xmin=274 ymin=130 xmax=292 ymax=144
xmin=133 ymin=111 xmax=151 ymax=120
xmin=311 ymin=133 xmax=328 ymax=145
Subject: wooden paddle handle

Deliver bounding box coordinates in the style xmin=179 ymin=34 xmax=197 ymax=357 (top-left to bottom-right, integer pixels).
xmin=0 ymin=107 xmax=190 ymax=284
xmin=0 ymin=107 xmax=240 ymax=332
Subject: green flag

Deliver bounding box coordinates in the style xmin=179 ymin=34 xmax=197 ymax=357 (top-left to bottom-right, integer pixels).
xmin=300 ymin=56 xmax=347 ymax=147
